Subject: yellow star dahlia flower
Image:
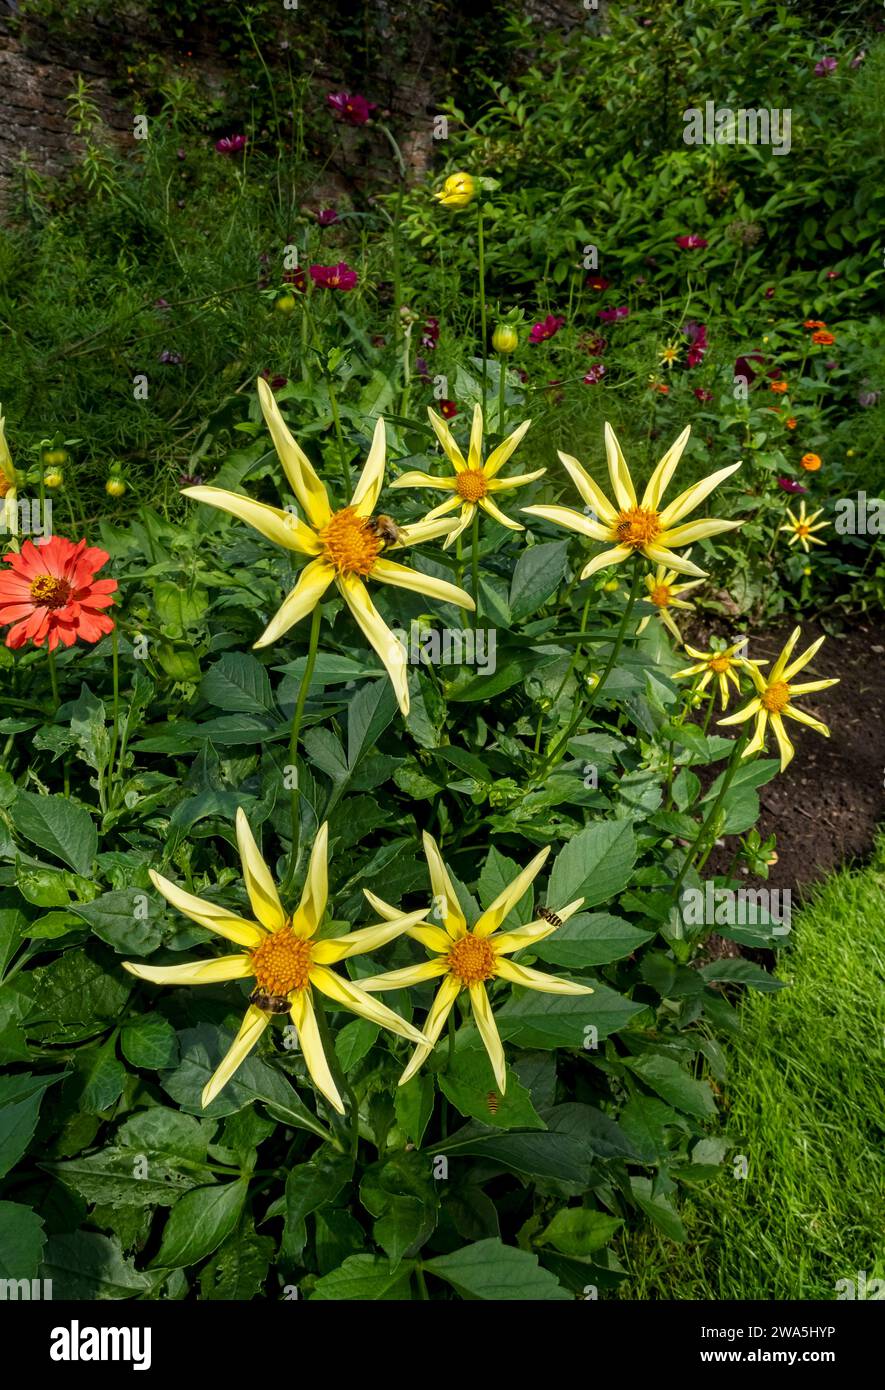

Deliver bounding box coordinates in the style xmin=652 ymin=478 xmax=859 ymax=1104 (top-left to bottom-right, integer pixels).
xmin=673 ymin=639 xmax=761 ymax=710
xmin=391 ymin=404 xmax=543 ymax=547
xmin=434 ymin=172 xmax=476 ymax=209
xmin=780 ymin=499 xmax=829 ymax=553
xmin=522 ymin=423 xmax=743 ymax=580
xmin=718 ymin=627 xmax=839 ymax=769
xmin=0 ymin=405 xmax=18 ymax=537
xmin=356 ymin=832 xmax=589 ymax=1092
xmin=636 ymin=561 xmax=704 ymax=642
xmin=182 ymin=379 xmax=474 ymax=714
xmin=123 ymin=810 xmax=430 ymax=1111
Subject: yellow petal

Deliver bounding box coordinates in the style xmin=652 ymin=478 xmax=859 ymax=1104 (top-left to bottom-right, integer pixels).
xmin=580 ymin=545 xmax=633 ymax=580
xmin=123 ymin=954 xmax=253 ymax=986
xmin=657 ymin=459 xmax=742 ymax=529
xmin=782 ymin=705 xmax=830 ymax=737
xmin=370 ymin=557 xmax=475 ymax=610
xmin=484 ymin=418 xmax=533 ymax=477
xmin=289 ymin=990 xmax=343 ymax=1114
xmin=338 ymin=574 xmax=409 ymax=714
xmin=361 ymin=888 xmax=402 ymax=921
xmin=782 ymin=634 xmax=827 ymax=682
xmin=257 ymin=376 xmax=331 ymax=527
xmin=743 ymin=710 xmax=770 ymax=758
xmin=253 ymin=558 xmax=335 ymax=649
xmin=788 ymin=678 xmax=839 ymax=695
xmin=643 ymin=544 xmax=707 ymax=578
xmin=356 ymin=957 xmax=451 ymax=992
xmin=309 ymin=965 xmax=429 ymax=1043
xmin=181 ymin=487 xmax=321 ymax=556
xmin=467 ymin=404 xmax=484 ymax=471
xmin=427 ymin=406 xmax=467 ymax=471
xmin=291 ymin=821 xmax=329 ymax=938
xmin=310 ymin=911 xmax=430 ymax=963
xmin=495 ymin=957 xmax=594 ymax=994
xmin=769 ymin=712 xmax=795 ymax=770
xmin=398 ymin=975 xmax=461 ymax=1086
xmin=556 ymin=451 xmax=618 ymax=524
xmin=659 ymin=518 xmax=743 ymax=548
xmin=604 ymin=422 xmax=637 ymax=511
xmin=485 ymin=468 xmax=546 ymax=492
xmin=468 ymin=982 xmax=507 ymax=1093
xmin=441 ymin=503 xmax=476 ymax=548
xmin=148 ymin=870 xmax=265 ymax=948
xmin=389 ymin=470 xmax=458 ymax=491
xmin=521 ymin=502 xmax=607 ymax=541
xmin=236 ymin=807 xmax=286 ymax=932
xmin=769 ymin=626 xmax=802 ymax=682
xmin=719 ymin=696 xmax=761 ymax=726
xmin=396 ymin=513 xmax=462 ymax=548
xmin=422 ymin=831 xmax=467 ymax=937
xmin=473 ymin=845 xmax=551 ymax=937
xmin=492 ymin=921 xmax=560 ymax=954
xmin=202 ymin=1005 xmax=270 ymax=1108
xmin=351 ymin=416 xmax=388 ymax=518
xmin=478 ymin=495 xmax=523 ymax=531
xmin=640 ymin=424 xmax=691 ymax=510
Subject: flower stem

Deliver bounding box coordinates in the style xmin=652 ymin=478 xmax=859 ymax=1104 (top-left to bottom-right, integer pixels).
xmin=477 ymin=200 xmax=488 ymax=417
xmin=470 ymin=509 xmax=480 ymax=627
xmin=284 ymin=605 xmax=322 ymax=890
xmin=669 ymin=732 xmax=748 ymax=907
xmin=497 ymin=351 xmax=506 ymax=431
xmin=107 ymin=623 xmax=121 ymax=812
xmin=313 ymin=996 xmax=360 ymax=1161
xmin=46 ymin=645 xmax=60 ymax=709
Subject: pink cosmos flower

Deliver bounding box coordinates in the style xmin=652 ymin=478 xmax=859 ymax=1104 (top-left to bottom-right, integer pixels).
xmin=597 ymin=306 xmax=629 ymax=324
xmin=583 ymin=363 xmax=606 ymax=384
xmin=316 ymin=209 xmax=339 ymax=226
xmin=326 ymin=92 xmax=377 ymax=126
xmin=215 ymin=135 xmax=247 ymax=155
xmin=814 ymin=57 xmax=837 ymax=76
xmin=309 ymin=262 xmax=359 ymax=291
xmin=529 ymin=314 xmax=565 ymax=345
xmin=675 ymin=234 xmax=708 ymax=250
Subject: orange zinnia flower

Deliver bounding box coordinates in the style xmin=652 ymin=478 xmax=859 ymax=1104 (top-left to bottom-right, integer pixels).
xmin=0 ymin=537 xmax=117 ymax=650
xmin=800 ymin=452 xmax=822 ymax=472
xmin=811 ymin=330 xmax=835 ymax=345
xmin=803 ymin=319 xmax=827 ymax=330
xmin=770 ymin=381 xmax=788 ymax=394
xmin=786 ymin=417 xmax=798 ymax=429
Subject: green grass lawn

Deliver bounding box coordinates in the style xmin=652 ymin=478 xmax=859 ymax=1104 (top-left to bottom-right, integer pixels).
xmin=620 ymin=837 xmax=885 ymax=1300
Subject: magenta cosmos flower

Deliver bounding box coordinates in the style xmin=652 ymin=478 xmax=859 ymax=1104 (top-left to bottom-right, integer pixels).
xmin=814 ymin=57 xmax=837 ymax=76
xmin=597 ymin=305 xmax=629 ymax=324
xmin=316 ymin=209 xmax=339 ymax=226
xmin=585 ymin=274 xmax=610 ymax=291
xmin=675 ymin=234 xmax=708 ymax=250
xmin=215 ymin=134 xmax=247 ymax=155
xmin=694 ymin=387 xmax=714 ymax=402
xmin=583 ymin=363 xmax=606 ymax=384
xmin=309 ymin=262 xmax=359 ymax=291
xmin=529 ymin=314 xmax=565 ymax=345
xmin=778 ymin=477 xmax=807 ymax=495
xmin=326 ymin=92 xmax=377 ymax=126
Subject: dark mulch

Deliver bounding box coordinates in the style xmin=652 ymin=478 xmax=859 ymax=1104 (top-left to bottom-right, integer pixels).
xmin=691 ymin=615 xmax=885 ymax=904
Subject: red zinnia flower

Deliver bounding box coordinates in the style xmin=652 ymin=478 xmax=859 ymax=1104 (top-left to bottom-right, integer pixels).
xmin=309 ymin=262 xmax=359 ymax=291
xmin=811 ymin=330 xmax=835 ymax=346
xmin=0 ymin=537 xmax=117 ymax=651
xmin=326 ymin=92 xmax=377 ymax=126
xmin=585 ymin=274 xmax=610 ymax=291
xmin=438 ymin=399 xmax=458 ymax=419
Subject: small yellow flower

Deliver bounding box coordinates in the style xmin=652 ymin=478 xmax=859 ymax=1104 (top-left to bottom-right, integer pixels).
xmin=523 ymin=423 xmax=742 ymax=581
xmin=183 ymin=380 xmax=474 ymax=714
xmin=123 ymin=811 xmax=431 ymax=1111
xmin=674 ymin=639 xmax=761 ymax=710
xmin=637 ymin=561 xmax=703 ymax=642
xmin=434 ymin=172 xmax=476 ymax=209
xmin=719 ymin=627 xmax=839 ymax=769
xmin=659 ymin=342 xmax=681 ymax=370
xmin=391 ymin=403 xmax=544 ymax=547
xmin=357 ymin=833 xmax=590 ymax=1092
xmin=0 ymin=405 xmax=18 ymax=536
xmin=492 ymin=324 xmax=519 ymax=354
xmin=780 ymin=500 xmax=829 ymax=553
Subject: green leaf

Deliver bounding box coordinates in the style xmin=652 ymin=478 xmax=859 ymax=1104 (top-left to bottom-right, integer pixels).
xmin=0 ymin=1071 xmax=66 ymax=1178
xmin=283 ymin=1149 xmax=352 ymax=1261
xmin=200 ymin=653 xmax=277 ymax=715
xmin=26 ymin=946 xmax=131 ymax=1033
xmin=334 ymin=1018 xmax=379 ymax=1071
xmin=11 ymin=791 xmax=97 ymax=875
xmin=630 ymin=1176 xmax=687 ymax=1242
xmin=50 ymin=1145 xmax=211 ymax=1208
xmin=310 ymin=1254 xmax=414 ymax=1300
xmin=120 ymin=1014 xmax=179 ymax=1069
xmin=153 ymin=1180 xmax=248 ymax=1268
xmin=200 ymin=1226 xmax=275 ymax=1300
xmin=509 ymin=541 xmax=570 ymax=620
xmin=699 ymin=959 xmax=787 ymax=992
xmin=347 ymin=679 xmax=397 ymax=769
xmin=394 ymin=1074 xmax=434 ymax=1147
xmin=438 ymin=1042 xmax=544 ymax=1130
xmin=423 ymin=1238 xmax=571 ymax=1300
xmin=80 ymin=1044 xmax=126 ymax=1113
xmin=548 ymin=820 xmax=637 ymax=909
xmin=625 ymin=1055 xmax=717 ymax=1118
xmin=117 ymin=1107 xmax=209 ymax=1162
xmin=538 ymin=1207 xmax=623 ymax=1256
xmin=0 ymin=1201 xmax=46 ymax=1281
xmin=72 ymin=887 xmax=164 ymax=955
xmin=41 ymin=1231 xmax=151 ymax=1298
xmin=477 ymin=846 xmax=534 ymax=929
xmin=0 ymin=908 xmax=26 ymax=978
xmin=497 ymin=982 xmax=643 ymax=1049
xmin=619 ymin=1094 xmax=684 ymax=1162
xmin=532 ymin=911 xmax=652 ymax=968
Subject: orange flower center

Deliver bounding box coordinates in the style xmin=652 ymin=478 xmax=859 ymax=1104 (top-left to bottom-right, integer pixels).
xmin=0 ymin=475 xmax=11 ymax=498
xmin=30 ymin=574 xmax=72 ymax=608
xmin=319 ymin=506 xmax=382 ymax=576
xmin=250 ymin=926 xmax=313 ymax=995
xmin=796 ymin=523 xmax=811 ymax=537
xmin=615 ymin=506 xmax=661 ymax=548
xmin=761 ymin=680 xmax=790 ymax=713
xmin=448 ymin=934 xmax=497 ymax=985
xmin=709 ymin=655 xmax=732 ymax=673
xmin=649 ymin=583 xmax=672 ymax=608
xmin=455 ymin=469 xmax=488 ymax=502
